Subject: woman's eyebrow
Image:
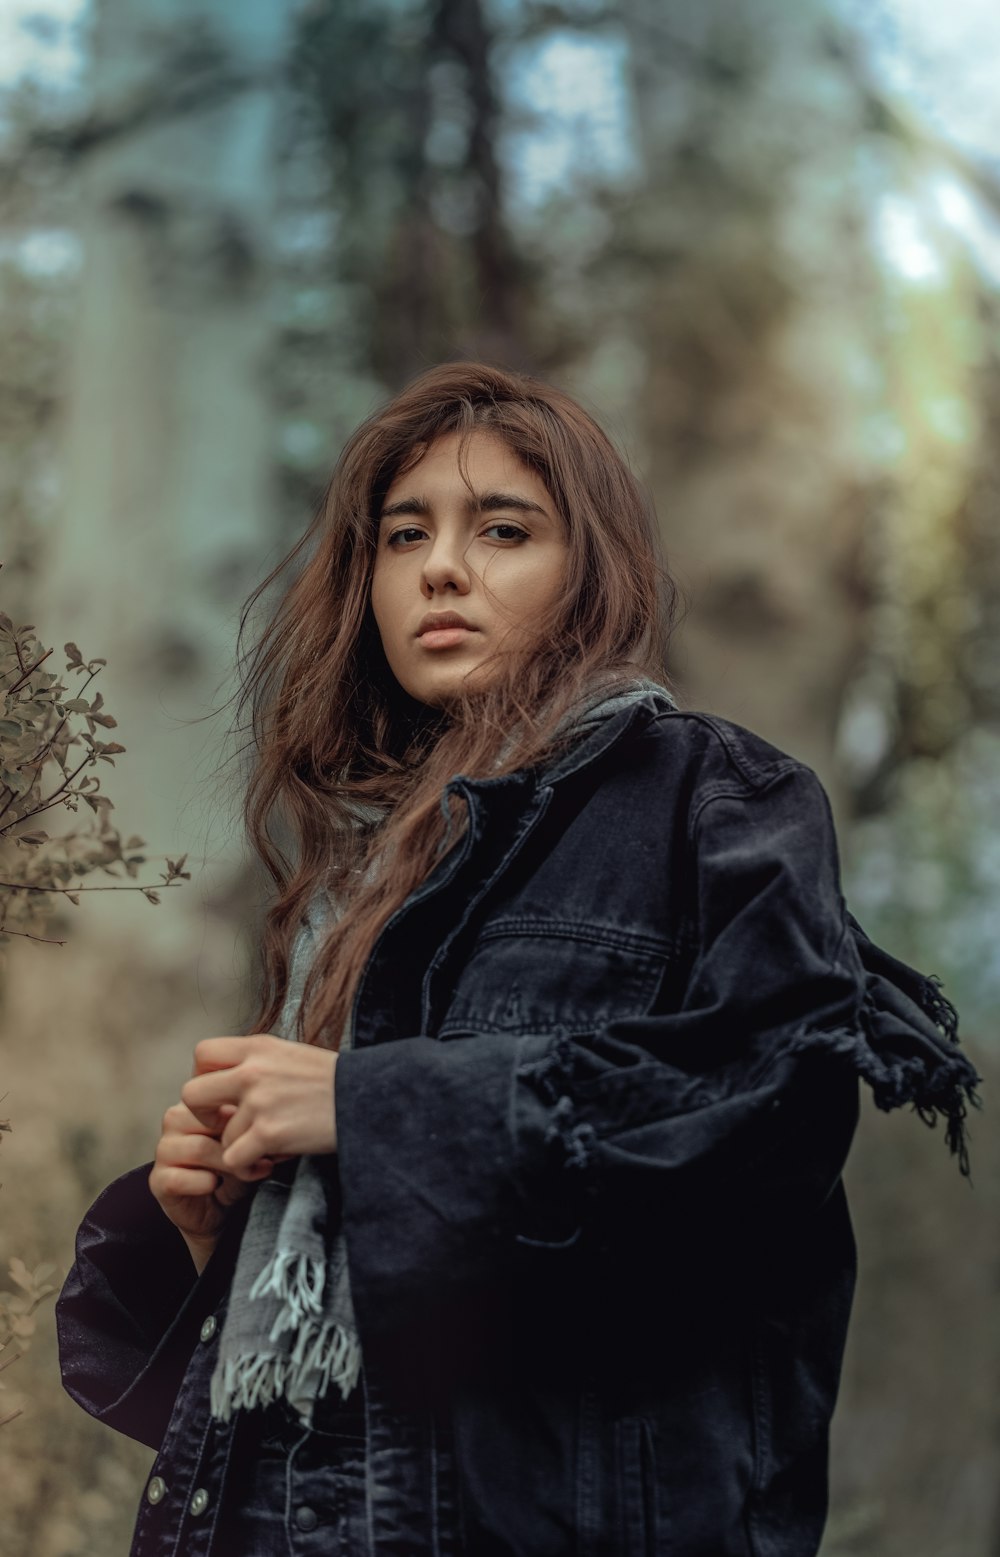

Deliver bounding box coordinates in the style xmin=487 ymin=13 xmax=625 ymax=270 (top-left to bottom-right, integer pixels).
xmin=379 ymin=490 xmax=550 ymax=522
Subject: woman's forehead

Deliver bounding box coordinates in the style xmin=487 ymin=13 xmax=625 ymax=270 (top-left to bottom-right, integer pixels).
xmin=384 ymin=429 xmax=543 ymax=498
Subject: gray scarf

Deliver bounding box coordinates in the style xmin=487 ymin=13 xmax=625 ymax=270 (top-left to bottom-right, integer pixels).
xmin=209 ymin=676 xmax=675 ymax=1429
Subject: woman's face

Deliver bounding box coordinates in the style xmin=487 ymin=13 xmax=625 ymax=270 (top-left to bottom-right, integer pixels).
xmin=370 ymin=429 xmax=570 ymax=708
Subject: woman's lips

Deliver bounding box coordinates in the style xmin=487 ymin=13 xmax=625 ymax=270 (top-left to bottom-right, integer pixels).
xmin=418 ymin=627 xmax=478 ymax=649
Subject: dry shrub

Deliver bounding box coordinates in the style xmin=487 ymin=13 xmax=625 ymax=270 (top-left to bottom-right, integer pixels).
xmin=0 ymin=921 xmax=245 ymax=1556
xmin=1 ymin=579 xmax=201 ymax=1553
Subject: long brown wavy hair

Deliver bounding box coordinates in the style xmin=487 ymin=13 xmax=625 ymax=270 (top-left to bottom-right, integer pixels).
xmin=230 ymin=360 xmax=683 ymax=1049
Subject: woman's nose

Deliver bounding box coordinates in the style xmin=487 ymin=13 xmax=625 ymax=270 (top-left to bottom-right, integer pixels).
xmin=421 ymin=534 xmax=472 ymax=595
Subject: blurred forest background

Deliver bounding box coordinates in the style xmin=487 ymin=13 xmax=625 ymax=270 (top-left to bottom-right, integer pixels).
xmin=1 ymin=0 xmax=998 ymax=1552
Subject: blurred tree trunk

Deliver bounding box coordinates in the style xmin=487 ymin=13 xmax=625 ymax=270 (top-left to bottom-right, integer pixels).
xmin=294 ymin=0 xmax=526 ymax=390
xmin=431 ymin=0 xmax=520 ymax=361
xmin=40 ymin=0 xmax=295 ymax=950
xmin=619 ymin=0 xmax=882 ymax=795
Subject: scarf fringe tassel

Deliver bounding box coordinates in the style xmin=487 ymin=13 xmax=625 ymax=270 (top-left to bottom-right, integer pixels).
xmin=249 ymin=1246 xmax=326 ymax=1332
xmin=211 ymin=1248 xmax=361 ymax=1423
xmin=209 ymin=1316 xmax=362 ymax=1423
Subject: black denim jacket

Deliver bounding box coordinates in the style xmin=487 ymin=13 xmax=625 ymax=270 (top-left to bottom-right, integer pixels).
xmin=56 ymin=690 xmax=982 ymax=1556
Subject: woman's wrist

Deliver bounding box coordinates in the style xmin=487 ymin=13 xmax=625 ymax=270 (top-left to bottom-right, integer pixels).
xmin=180 ymin=1229 xmax=219 ymax=1276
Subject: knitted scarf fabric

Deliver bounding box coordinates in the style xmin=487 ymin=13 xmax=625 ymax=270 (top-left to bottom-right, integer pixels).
xmin=209 ymin=677 xmax=675 ymax=1429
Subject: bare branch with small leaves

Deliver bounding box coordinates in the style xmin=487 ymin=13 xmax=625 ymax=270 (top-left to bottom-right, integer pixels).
xmin=0 ymin=563 xmax=191 ymax=952
xmin=0 ymin=1257 xmax=59 ymax=1427
xmin=0 ymin=563 xmax=190 ymax=1429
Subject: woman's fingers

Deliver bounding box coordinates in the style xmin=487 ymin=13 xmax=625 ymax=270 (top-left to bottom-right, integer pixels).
xmin=163 ymin=1095 xmax=241 ymax=1145
xmin=183 ymin=1039 xmax=269 ymax=1112
xmin=175 ymin=1035 xmax=333 ymax=1175
xmin=157 ymin=1124 xmax=273 ymax=1192
xmin=157 ymin=1100 xmax=273 ymax=1182
xmin=150 ymin=1089 xmax=269 ymax=1244
xmin=191 ymin=1036 xmax=260 ymax=1072
xmin=180 ymin=1071 xmax=255 ymax=1133
xmin=182 ymin=1075 xmax=235 ymax=1109
xmin=219 ymin=1117 xmax=272 ymax=1176
xmin=158 ymin=1163 xmax=220 ymax=1198
xmin=157 ymin=1125 xmax=223 ymax=1172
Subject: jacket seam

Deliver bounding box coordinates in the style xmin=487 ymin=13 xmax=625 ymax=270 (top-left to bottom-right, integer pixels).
xmin=471 ymin=916 xmax=674 ymax=960
xmin=156 ymin=1398 xmax=214 ymax=1557
xmin=686 ymin=756 xmax=809 ymax=844
xmin=200 ymin=1417 xmax=238 ymax=1557
xmin=746 ymin=1313 xmax=769 ymax=1557
xmin=647 ymin=708 xmax=805 ymax=796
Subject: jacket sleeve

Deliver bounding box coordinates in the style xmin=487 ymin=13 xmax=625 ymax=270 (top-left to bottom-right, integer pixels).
xmin=55 ymin=1161 xmax=250 ymax=1450
xmin=333 ymin=761 xmax=979 ymax=1339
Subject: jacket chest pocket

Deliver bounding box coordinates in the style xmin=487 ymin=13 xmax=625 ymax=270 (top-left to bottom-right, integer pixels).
xmin=436 ymin=919 xmax=670 ymax=1039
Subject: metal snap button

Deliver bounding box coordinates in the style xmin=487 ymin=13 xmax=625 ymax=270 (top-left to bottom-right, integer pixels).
xmin=190 ymin=1487 xmax=210 ymax=1517
xmin=146 ymin=1475 xmax=167 ymax=1505
xmin=295 ymin=1505 xmax=319 ymax=1531
xmin=199 ymin=1314 xmax=217 ymax=1342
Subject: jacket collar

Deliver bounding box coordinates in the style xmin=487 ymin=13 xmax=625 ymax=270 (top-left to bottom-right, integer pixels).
xmin=540 ymin=679 xmax=677 ymax=788
xmin=451 ymin=678 xmax=678 ymax=805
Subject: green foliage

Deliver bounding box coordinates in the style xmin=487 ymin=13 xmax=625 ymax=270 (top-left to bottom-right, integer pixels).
xmin=0 ymin=564 xmax=191 ymax=1434
xmin=0 ymin=576 xmax=191 ymax=956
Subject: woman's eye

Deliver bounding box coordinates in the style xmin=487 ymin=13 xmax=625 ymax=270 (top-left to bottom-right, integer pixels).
xmin=483 ymin=523 xmax=528 ymax=542
xmin=385 ymin=522 xmax=528 ymax=547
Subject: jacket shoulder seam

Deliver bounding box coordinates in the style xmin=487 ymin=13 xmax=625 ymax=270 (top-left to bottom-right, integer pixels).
xmin=686 ymin=757 xmax=816 ymax=842
xmin=647 ymin=709 xmax=805 ymax=794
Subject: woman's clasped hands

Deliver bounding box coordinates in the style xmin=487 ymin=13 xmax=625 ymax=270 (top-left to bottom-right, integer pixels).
xmin=180 ymin=1033 xmax=340 ymax=1179
xmin=148 ymin=1035 xmax=337 ymax=1271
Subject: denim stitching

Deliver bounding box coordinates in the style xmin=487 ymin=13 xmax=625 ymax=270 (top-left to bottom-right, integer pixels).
xmin=471 ymin=916 xmax=674 ymax=959
xmin=647 ymin=708 xmax=800 ymax=792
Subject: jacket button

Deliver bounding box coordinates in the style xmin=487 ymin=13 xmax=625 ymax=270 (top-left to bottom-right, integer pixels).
xmin=295 ymin=1506 xmax=318 ymax=1531
xmin=146 ymin=1475 xmax=167 ymax=1505
xmin=199 ymin=1314 xmax=217 ymax=1342
xmin=190 ymin=1488 xmax=210 ymax=1517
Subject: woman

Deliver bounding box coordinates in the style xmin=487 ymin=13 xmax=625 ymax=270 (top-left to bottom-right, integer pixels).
xmin=57 ymin=361 xmax=982 ymax=1557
